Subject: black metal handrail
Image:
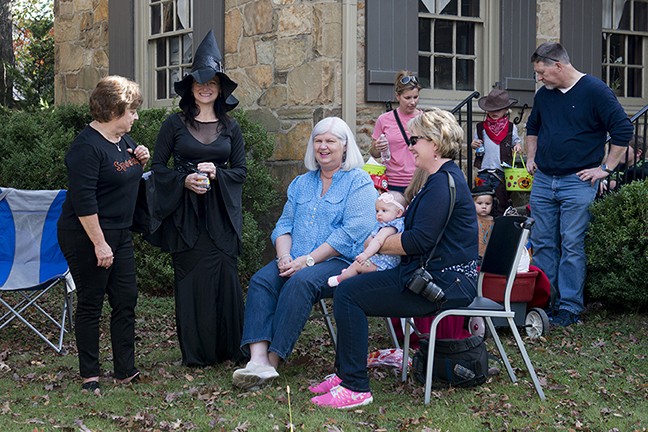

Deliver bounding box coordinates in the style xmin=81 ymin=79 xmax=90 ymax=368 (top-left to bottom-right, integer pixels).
xmin=450 ymin=91 xmax=480 ymax=183
xmin=604 ymin=103 xmax=648 ymax=193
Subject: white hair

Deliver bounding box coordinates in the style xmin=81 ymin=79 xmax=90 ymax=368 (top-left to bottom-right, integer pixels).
xmin=304 ymin=117 xmax=365 ymax=171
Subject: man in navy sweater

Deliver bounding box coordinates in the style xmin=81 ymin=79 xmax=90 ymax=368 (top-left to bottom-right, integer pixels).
xmin=525 ymin=42 xmax=633 ymax=327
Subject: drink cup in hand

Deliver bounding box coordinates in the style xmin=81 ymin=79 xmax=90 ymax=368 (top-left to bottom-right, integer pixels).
xmin=198 ymin=172 xmax=211 ymax=190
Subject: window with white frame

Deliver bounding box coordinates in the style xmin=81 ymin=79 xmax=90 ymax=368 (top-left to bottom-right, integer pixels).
xmin=602 ymin=0 xmax=647 ymax=99
xmin=417 ymin=0 xmax=483 ymax=91
xmin=146 ymin=0 xmax=194 ymax=104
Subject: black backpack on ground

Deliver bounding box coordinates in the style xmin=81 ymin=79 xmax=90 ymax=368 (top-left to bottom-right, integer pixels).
xmin=412 ymin=336 xmax=489 ymax=388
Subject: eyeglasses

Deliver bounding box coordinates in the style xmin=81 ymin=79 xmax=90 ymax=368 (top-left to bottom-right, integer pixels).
xmin=535 ymin=53 xmax=560 ymax=63
xmin=408 ymin=136 xmax=422 ymax=147
xmin=399 ymin=75 xmax=419 ymax=86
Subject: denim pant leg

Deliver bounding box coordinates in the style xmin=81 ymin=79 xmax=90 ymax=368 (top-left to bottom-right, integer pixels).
xmin=529 ymin=170 xmax=562 ymax=308
xmin=240 ymin=261 xmax=287 ymax=351
xmin=269 ymin=258 xmax=346 ymax=359
xmin=333 ymin=268 xmax=447 ymax=393
xmin=554 ymin=173 xmax=597 ymax=314
xmin=105 ymin=230 xmax=139 ymax=379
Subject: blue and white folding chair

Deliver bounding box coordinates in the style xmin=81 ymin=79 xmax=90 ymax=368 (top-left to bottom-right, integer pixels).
xmin=0 ymin=188 xmax=75 ymax=354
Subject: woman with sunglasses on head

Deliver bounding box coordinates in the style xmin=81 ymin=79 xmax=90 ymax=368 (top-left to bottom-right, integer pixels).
xmin=311 ymin=109 xmax=478 ymax=409
xmin=369 ymin=71 xmax=423 ymax=193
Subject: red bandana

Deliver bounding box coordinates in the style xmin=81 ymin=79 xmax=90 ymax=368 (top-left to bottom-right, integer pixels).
xmin=484 ymin=116 xmax=509 ymax=145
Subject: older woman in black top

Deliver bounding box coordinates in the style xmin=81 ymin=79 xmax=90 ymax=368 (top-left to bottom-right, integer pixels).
xmin=58 ymin=76 xmax=149 ymax=392
xmin=310 ymin=108 xmax=479 ymax=409
xmin=151 ymin=30 xmax=246 ymax=366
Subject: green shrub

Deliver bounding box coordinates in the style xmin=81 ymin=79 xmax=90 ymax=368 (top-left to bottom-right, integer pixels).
xmin=585 ymin=180 xmax=648 ymax=309
xmin=0 ymin=105 xmax=278 ymax=294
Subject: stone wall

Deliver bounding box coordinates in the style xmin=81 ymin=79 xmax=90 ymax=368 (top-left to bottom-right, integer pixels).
xmin=52 ymin=0 xmax=562 ymax=188
xmin=224 ymin=0 xmax=383 ymax=188
xmin=53 ymin=0 xmax=108 ymax=105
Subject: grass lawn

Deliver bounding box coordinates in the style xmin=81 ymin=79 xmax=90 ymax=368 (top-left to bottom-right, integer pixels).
xmin=1 ymin=293 xmax=646 ymax=431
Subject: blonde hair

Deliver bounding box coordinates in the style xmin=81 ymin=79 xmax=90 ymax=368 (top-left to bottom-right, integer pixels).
xmin=407 ymin=108 xmax=464 ymax=160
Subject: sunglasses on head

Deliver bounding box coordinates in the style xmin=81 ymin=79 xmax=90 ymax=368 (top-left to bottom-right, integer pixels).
xmin=535 ymin=53 xmax=560 ymax=63
xmin=408 ymin=136 xmax=422 ymax=147
xmin=400 ymin=75 xmax=419 ymax=86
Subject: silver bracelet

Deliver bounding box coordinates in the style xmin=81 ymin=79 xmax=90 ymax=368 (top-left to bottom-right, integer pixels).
xmin=276 ymin=253 xmax=291 ymax=263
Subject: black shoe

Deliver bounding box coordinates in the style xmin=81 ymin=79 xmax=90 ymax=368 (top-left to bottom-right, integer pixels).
xmin=81 ymin=380 xmax=100 ymax=392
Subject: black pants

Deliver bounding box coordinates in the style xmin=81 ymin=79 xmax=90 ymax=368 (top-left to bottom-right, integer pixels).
xmin=58 ymin=228 xmax=138 ymax=380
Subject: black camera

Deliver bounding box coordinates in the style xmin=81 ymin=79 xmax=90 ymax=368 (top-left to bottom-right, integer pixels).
xmin=406 ymin=268 xmax=446 ymax=303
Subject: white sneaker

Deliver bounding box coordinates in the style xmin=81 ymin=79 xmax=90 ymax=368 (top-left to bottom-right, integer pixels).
xmin=232 ymin=361 xmax=279 ymax=390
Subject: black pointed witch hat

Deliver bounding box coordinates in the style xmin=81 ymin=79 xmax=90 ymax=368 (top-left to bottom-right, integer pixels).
xmin=174 ymin=30 xmax=239 ymax=111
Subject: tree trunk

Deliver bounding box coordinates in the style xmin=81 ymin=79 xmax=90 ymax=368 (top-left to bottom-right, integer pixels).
xmin=0 ymin=0 xmax=14 ymax=107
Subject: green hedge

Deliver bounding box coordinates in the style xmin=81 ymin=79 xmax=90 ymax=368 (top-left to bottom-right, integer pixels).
xmin=0 ymin=104 xmax=278 ymax=295
xmin=585 ymin=180 xmax=648 ymax=309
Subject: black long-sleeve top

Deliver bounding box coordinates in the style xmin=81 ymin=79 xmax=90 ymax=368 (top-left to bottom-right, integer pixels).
xmin=150 ymin=113 xmax=246 ymax=256
xmin=400 ymin=161 xmax=478 ymax=271
xmin=58 ymin=126 xmax=143 ymax=230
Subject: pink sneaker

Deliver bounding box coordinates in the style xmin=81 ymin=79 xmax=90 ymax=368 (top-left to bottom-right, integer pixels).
xmin=311 ymin=385 xmax=373 ymax=409
xmin=308 ymin=373 xmax=342 ymax=394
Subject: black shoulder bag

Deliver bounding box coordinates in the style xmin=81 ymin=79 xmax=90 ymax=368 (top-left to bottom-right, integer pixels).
xmin=393 ymin=109 xmax=410 ymax=145
xmin=404 ymin=172 xmax=456 ymax=303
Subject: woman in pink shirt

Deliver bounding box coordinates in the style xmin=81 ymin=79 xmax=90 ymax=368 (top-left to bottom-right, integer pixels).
xmin=370 ymin=71 xmax=423 ymax=192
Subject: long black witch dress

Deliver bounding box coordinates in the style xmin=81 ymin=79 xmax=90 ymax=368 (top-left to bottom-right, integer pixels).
xmin=151 ymin=112 xmax=246 ymax=366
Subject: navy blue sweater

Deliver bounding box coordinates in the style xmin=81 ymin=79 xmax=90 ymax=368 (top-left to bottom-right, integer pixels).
xmin=526 ymin=75 xmax=633 ymax=176
xmin=400 ymin=161 xmax=478 ymax=271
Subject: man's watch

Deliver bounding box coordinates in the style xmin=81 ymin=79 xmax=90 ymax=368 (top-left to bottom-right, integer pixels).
xmin=305 ymin=255 xmax=315 ymax=267
xmin=600 ymin=163 xmax=614 ymax=174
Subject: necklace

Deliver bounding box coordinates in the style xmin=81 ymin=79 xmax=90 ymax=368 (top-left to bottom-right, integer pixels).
xmin=91 ymin=121 xmax=122 ymax=150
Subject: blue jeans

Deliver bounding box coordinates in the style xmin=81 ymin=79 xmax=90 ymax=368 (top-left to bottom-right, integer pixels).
xmin=333 ymin=264 xmax=476 ymax=392
xmin=240 ymin=258 xmax=346 ymax=360
xmin=529 ymin=170 xmax=598 ymax=315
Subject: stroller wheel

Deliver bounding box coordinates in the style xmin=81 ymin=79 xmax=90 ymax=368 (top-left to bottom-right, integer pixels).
xmin=525 ymin=308 xmax=550 ymax=338
xmin=468 ymin=317 xmax=490 ymax=339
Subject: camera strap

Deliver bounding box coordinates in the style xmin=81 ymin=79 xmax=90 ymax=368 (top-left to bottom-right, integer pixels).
xmin=421 ymin=171 xmax=456 ymax=268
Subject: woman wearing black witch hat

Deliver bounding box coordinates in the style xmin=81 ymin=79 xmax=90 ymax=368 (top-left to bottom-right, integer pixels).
xmin=151 ymin=30 xmax=246 ymax=366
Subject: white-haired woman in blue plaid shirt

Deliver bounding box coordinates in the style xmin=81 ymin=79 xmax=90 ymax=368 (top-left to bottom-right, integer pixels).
xmin=232 ymin=117 xmax=378 ymax=390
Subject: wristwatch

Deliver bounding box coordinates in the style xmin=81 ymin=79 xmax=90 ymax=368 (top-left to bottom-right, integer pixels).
xmin=305 ymin=255 xmax=315 ymax=267
xmin=600 ymin=163 xmax=614 ymax=174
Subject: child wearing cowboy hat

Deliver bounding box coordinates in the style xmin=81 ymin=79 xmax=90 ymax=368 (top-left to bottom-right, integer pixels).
xmin=471 ymin=88 xmax=522 ymax=216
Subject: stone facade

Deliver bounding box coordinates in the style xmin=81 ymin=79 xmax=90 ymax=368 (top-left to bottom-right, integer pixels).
xmin=53 ymin=0 xmax=562 ymax=188
xmin=53 ymin=0 xmax=108 ymax=105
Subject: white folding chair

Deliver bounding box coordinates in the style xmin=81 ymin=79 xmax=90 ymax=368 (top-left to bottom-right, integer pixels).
xmin=0 ymin=188 xmax=75 ymax=354
xmin=401 ymin=216 xmax=546 ymax=403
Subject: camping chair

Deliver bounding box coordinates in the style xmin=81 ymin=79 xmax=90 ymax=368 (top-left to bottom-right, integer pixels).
xmin=0 ymin=188 xmax=75 ymax=354
xmin=401 ymin=215 xmax=546 ymax=403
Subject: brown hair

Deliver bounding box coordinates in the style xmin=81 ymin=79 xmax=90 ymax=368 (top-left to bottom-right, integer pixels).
xmin=404 ymin=168 xmax=429 ymax=203
xmin=89 ymin=76 xmax=143 ymax=122
xmin=394 ymin=70 xmax=421 ymax=95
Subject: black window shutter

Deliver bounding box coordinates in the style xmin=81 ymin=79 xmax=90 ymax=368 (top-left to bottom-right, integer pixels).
xmin=561 ymin=0 xmax=602 ymax=78
xmin=193 ymin=0 xmax=225 ymax=50
xmin=108 ymin=0 xmax=135 ymax=79
xmin=499 ymin=0 xmax=536 ymax=107
xmin=365 ymin=0 xmax=418 ymax=103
